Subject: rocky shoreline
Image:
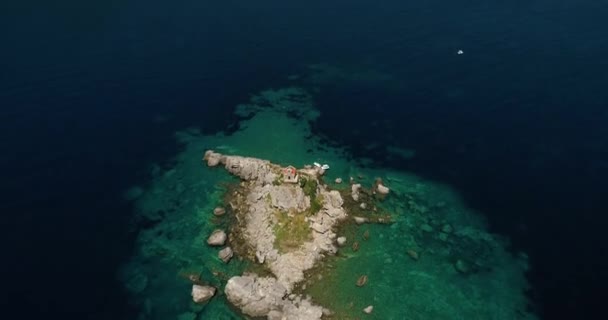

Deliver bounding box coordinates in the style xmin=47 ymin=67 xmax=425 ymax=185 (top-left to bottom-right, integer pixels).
xmin=198 ymin=150 xmax=386 ymax=319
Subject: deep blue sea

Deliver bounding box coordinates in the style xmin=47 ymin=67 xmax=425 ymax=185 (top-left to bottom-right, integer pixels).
xmin=2 ymin=0 xmax=607 ymax=319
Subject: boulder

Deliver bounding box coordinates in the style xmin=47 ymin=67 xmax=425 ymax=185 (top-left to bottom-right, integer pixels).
xmin=420 ymin=224 xmax=434 ymax=232
xmin=334 ymin=177 xmax=342 ymax=184
xmin=363 ymin=305 xmax=374 ymax=314
xmin=191 ymin=285 xmax=215 ymax=303
xmin=337 ymin=237 xmax=347 ymax=246
xmin=219 ymin=247 xmax=233 ymax=263
xmin=204 ymin=150 xmax=223 ymax=167
xmin=356 ymin=275 xmax=368 ymax=287
xmin=351 ymin=184 xmax=361 ymax=201
xmin=377 ymin=184 xmax=390 ymax=195
xmin=213 ymin=207 xmax=226 ymax=216
xmin=354 ymin=216 xmax=368 ymax=225
xmin=207 ymin=229 xmax=227 ymax=246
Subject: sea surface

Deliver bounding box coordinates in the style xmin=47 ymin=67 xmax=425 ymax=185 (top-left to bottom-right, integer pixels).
xmin=1 ymin=0 xmax=607 ymax=319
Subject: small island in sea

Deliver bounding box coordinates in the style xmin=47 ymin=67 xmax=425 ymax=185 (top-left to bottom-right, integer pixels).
xmin=121 ymin=76 xmax=537 ymax=320
xmin=198 ymin=149 xmax=392 ymax=319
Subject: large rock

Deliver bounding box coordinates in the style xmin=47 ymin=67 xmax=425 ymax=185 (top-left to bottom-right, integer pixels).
xmin=207 ymin=229 xmax=227 ymax=246
xmin=225 ymin=275 xmax=323 ymax=320
xmin=354 ymin=216 xmax=368 ymax=225
xmin=351 ymin=184 xmax=361 ymax=201
xmin=191 ymin=285 xmax=215 ymax=303
xmin=213 ymin=207 xmax=226 ymax=216
xmin=204 ymin=150 xmax=223 ymax=167
xmin=219 ymin=246 xmax=233 ymax=263
xmin=377 ymin=184 xmax=390 ymax=195
xmin=225 ymin=275 xmax=286 ymax=317
xmin=223 ymin=155 xmax=275 ymax=184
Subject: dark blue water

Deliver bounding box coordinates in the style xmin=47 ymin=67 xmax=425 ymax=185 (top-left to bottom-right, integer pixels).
xmin=2 ymin=0 xmax=607 ymax=318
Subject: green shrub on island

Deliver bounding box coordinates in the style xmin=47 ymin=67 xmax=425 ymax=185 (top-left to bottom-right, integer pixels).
xmin=273 ymin=209 xmax=311 ymax=252
xmin=299 ymin=177 xmax=323 ymax=215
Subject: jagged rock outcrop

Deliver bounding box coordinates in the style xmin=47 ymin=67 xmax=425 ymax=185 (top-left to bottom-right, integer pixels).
xmin=225 ymin=274 xmax=323 ymax=320
xmin=224 ymin=156 xmax=277 ymax=185
xmin=213 ymin=207 xmax=226 ymax=216
xmin=225 ymin=275 xmax=286 ymax=317
xmin=203 ymin=150 xmax=224 ymax=167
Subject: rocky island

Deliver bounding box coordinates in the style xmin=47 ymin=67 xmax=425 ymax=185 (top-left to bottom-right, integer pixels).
xmin=201 ymin=149 xmax=385 ymax=319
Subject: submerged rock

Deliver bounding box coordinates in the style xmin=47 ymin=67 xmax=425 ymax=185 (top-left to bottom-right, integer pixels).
xmin=363 ymin=305 xmax=374 ymax=314
xmin=406 ymin=249 xmax=419 ymax=261
xmin=356 ymin=275 xmax=368 ymax=287
xmin=191 ymin=285 xmax=216 ymax=303
xmin=207 ymin=229 xmax=227 ymax=246
xmin=441 ymin=223 xmax=453 ymax=234
xmin=337 ymin=236 xmax=347 ymax=246
xmin=454 ymin=259 xmax=471 ymax=274
xmin=334 ymin=177 xmax=342 ymax=184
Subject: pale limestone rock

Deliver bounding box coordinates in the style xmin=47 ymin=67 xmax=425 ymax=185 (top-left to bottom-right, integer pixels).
xmin=224 ymin=275 xmax=286 ymax=317
xmin=377 ymin=183 xmax=390 ymax=195
xmin=191 ymin=285 xmax=215 ymax=303
xmin=354 ymin=216 xmax=368 ymax=225
xmin=267 ymin=310 xmax=284 ymax=320
xmin=363 ymin=305 xmax=374 ymax=314
xmin=324 ymin=190 xmax=344 ymax=208
xmin=219 ymin=246 xmax=233 ymax=263
xmin=207 ymin=229 xmax=227 ymax=246
xmin=213 ymin=207 xmax=226 ymax=216
xmin=334 ymin=177 xmax=342 ymax=184
xmin=204 ymin=150 xmax=223 ymax=167
xmin=351 ymin=183 xmax=361 ymax=201
xmin=337 ymin=236 xmax=347 ymax=246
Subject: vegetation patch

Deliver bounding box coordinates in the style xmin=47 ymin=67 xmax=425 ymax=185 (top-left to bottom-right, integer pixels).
xmin=299 ymin=177 xmax=323 ymax=215
xmin=273 ymin=209 xmax=311 ymax=252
